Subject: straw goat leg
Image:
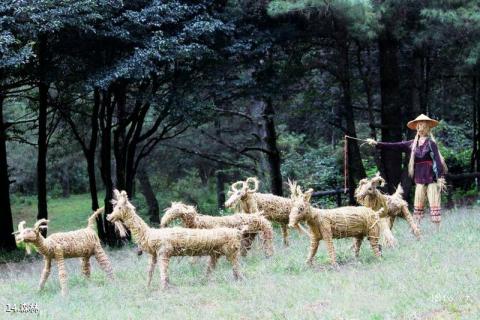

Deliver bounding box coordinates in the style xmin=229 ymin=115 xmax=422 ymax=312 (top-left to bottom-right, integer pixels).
xmin=94 ymin=245 xmax=114 ymax=280
xmin=240 ymin=233 xmax=255 ymax=256
xmin=38 ymin=258 xmax=51 ymax=290
xmin=81 ymin=257 xmax=91 ymax=278
xmin=159 ymin=253 xmax=171 ymax=289
xmin=353 ymin=236 xmax=363 ymax=258
xmin=54 ymin=248 xmax=68 ymax=296
xmin=207 ymin=254 xmax=220 ymax=276
xmin=402 ymin=206 xmax=421 ymax=239
xmin=281 ymin=225 xmax=289 ymax=246
xmin=321 ymin=226 xmax=337 ymax=266
xmin=226 ymin=252 xmax=242 ymax=280
xmin=147 ymin=253 xmax=157 ymax=287
xmin=306 ymin=236 xmax=320 ymax=265
xmin=368 ymin=234 xmax=382 ymax=257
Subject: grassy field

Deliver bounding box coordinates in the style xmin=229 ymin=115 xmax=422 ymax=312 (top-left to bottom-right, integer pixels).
xmin=10 ymin=194 xmax=95 ymax=234
xmin=1 ymin=197 xmax=479 ymax=319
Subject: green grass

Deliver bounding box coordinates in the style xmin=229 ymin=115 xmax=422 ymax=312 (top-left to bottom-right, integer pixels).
xmin=10 ymin=194 xmax=94 ymax=234
xmin=1 ymin=199 xmax=479 ymax=319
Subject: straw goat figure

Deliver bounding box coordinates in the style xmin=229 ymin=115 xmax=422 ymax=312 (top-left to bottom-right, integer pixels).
xmin=161 ymin=202 xmax=274 ymax=257
xmin=288 ymin=184 xmax=383 ymax=267
xmin=13 ymin=208 xmax=113 ymax=296
xmin=107 ymin=190 xmax=244 ymax=289
xmin=224 ymin=177 xmax=308 ymax=246
xmin=355 ymin=173 xmax=421 ymax=244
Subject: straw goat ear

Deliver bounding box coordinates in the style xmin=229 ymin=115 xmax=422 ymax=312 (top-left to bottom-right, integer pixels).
xmin=304 ymin=189 xmax=313 ymax=202
xmin=113 ymin=189 xmax=121 ymax=200
xmin=18 ymin=221 xmax=27 ymax=233
xmin=287 ymin=179 xmax=298 ymax=197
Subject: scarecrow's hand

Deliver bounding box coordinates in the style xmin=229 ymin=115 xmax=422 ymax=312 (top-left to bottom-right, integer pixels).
xmin=437 ymin=177 xmax=447 ymax=193
xmin=366 ymin=138 xmax=377 ymax=146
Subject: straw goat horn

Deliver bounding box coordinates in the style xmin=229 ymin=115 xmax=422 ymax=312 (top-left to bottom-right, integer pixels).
xmin=372 ymin=174 xmax=385 ymax=187
xmin=34 ymin=219 xmax=49 ymax=231
xmin=246 ymin=177 xmax=259 ymax=193
xmin=231 ymin=181 xmax=245 ymax=192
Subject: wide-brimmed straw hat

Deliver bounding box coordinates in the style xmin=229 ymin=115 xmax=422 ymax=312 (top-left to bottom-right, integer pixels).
xmin=407 ymin=114 xmax=439 ymax=130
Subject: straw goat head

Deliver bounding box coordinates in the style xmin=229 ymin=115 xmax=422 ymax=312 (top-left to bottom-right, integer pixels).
xmin=288 ymin=184 xmax=313 ymax=228
xmin=224 ymin=177 xmax=259 ymax=209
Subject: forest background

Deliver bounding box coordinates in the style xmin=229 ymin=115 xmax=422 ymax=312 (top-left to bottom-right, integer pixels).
xmin=1 ymin=0 xmax=479 ymax=252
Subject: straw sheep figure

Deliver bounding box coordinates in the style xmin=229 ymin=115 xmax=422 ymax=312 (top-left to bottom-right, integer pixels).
xmin=224 ymin=177 xmax=308 ymax=246
xmin=107 ymin=190 xmax=245 ymax=289
xmin=288 ymin=184 xmax=383 ymax=267
xmin=13 ymin=208 xmax=113 ymax=296
xmin=161 ymin=202 xmax=274 ymax=257
xmin=355 ymin=173 xmax=421 ymax=245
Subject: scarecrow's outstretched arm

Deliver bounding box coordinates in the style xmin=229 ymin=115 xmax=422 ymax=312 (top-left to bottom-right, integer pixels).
xmin=375 ymin=140 xmax=412 ymax=153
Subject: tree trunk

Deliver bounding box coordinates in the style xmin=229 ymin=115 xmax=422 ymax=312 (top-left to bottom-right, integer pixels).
xmin=86 ymin=88 xmax=100 ymax=210
xmin=113 ymin=82 xmax=127 ymax=192
xmin=37 ymin=34 xmax=49 ymax=235
xmin=339 ymin=40 xmax=366 ymax=203
xmin=0 ymin=95 xmax=16 ymax=251
xmin=98 ymin=89 xmax=120 ymax=246
xmin=355 ymin=44 xmax=377 ymax=140
xmin=216 ymin=171 xmax=226 ymax=209
xmin=261 ymin=98 xmax=283 ymax=196
xmin=137 ymin=167 xmax=159 ymax=224
xmin=86 ymin=153 xmax=99 ymax=210
xmin=411 ymin=48 xmax=425 ymax=116
xmin=378 ymin=30 xmax=403 ymax=194
xmin=400 ymin=48 xmax=426 ymax=201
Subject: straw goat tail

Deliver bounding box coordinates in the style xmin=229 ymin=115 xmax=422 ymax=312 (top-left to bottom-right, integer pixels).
xmin=88 ymin=207 xmax=105 ymax=229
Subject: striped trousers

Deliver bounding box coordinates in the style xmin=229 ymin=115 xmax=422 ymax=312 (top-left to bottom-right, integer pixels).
xmin=414 ymin=183 xmax=441 ymax=223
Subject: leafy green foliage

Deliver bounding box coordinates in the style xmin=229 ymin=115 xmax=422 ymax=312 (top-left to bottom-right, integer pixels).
xmin=422 ymin=1 xmax=480 ymax=66
xmin=279 ymin=129 xmax=343 ymax=189
xmin=268 ymin=0 xmax=379 ymax=40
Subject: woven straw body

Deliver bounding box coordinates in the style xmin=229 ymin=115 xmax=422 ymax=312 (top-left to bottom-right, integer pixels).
xmin=108 ymin=190 xmax=244 ymax=288
xmin=39 ymin=230 xmax=101 ymax=258
xmin=161 ymin=202 xmax=274 ymax=257
xmin=288 ymin=183 xmax=382 ymax=266
xmin=297 ymin=206 xmax=382 ymax=266
xmin=13 ymin=208 xmax=113 ymax=296
xmin=311 ymin=206 xmax=380 ymax=239
xmin=253 ymin=193 xmax=292 ymax=224
xmin=145 ymin=227 xmax=242 ymax=256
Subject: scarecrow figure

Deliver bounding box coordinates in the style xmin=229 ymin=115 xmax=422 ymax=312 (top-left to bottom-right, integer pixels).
xmin=368 ymin=114 xmax=447 ymax=231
